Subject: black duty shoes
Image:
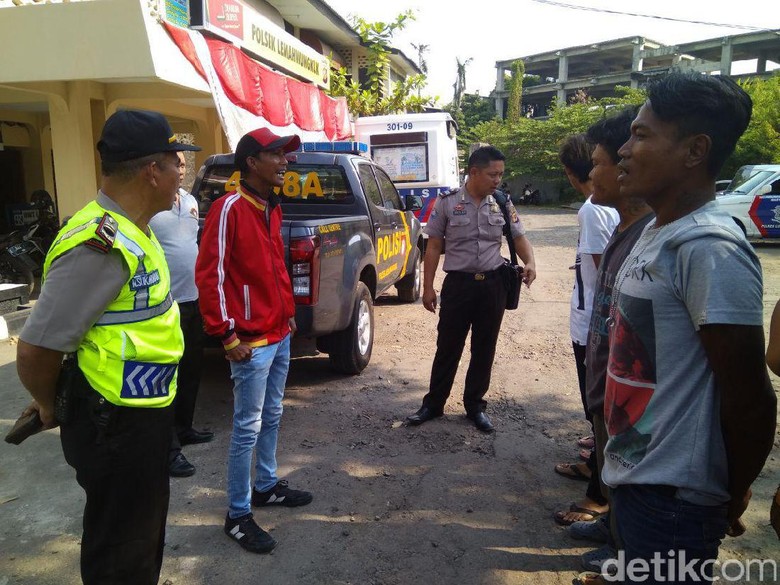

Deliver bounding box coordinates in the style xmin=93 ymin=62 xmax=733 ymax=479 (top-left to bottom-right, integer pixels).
xmin=178 ymin=427 xmax=215 ymax=446
xmin=466 ymin=411 xmax=495 ymax=433
xmin=224 ymin=513 xmax=277 ymax=554
xmin=169 ymin=453 xmax=196 ymax=477
xmin=252 ymin=480 xmax=313 ymax=508
xmin=406 ymin=406 xmax=443 ymax=426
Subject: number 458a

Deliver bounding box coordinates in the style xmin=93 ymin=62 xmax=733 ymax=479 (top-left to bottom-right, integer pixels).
xmin=224 ymin=170 xmax=324 ymax=199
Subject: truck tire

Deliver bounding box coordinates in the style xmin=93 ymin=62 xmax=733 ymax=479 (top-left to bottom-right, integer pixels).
xmin=395 ymin=248 xmax=421 ymax=303
xmin=329 ymin=282 xmax=373 ymax=374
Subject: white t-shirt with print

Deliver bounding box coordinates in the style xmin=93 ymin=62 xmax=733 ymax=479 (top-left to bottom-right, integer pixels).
xmin=570 ymin=196 xmax=619 ymax=344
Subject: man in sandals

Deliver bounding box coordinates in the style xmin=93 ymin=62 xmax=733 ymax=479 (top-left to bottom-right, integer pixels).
xmin=554 ymin=133 xmax=617 ymax=526
xmin=564 ymin=107 xmax=654 ymax=576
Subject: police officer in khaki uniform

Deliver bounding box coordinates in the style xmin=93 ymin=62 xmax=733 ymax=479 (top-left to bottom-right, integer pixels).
xmin=407 ymin=146 xmax=536 ymax=432
xmin=16 ymin=110 xmax=200 ymax=585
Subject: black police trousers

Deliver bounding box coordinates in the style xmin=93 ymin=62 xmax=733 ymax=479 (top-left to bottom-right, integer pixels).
xmin=169 ymin=299 xmax=205 ymax=457
xmin=60 ymin=369 xmax=173 ymax=585
xmin=422 ymin=270 xmax=507 ymax=415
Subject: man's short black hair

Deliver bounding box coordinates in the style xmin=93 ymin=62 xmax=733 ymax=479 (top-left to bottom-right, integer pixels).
xmin=558 ymin=133 xmax=593 ymax=183
xmin=586 ymin=106 xmax=640 ymax=164
xmin=468 ymin=145 xmax=505 ymax=171
xmin=101 ymin=153 xmax=167 ymax=181
xmin=646 ymin=71 xmax=752 ymax=177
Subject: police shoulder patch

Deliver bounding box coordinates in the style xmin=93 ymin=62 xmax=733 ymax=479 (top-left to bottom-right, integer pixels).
xmin=84 ymin=213 xmax=118 ymax=254
xmin=440 ymin=187 xmax=458 ymax=198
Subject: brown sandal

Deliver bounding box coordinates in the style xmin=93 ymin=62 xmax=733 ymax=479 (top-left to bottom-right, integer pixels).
xmin=572 ymin=571 xmax=607 ymax=585
xmin=554 ymin=462 xmax=591 ymax=482
xmin=554 ymin=503 xmax=606 ymax=526
xmin=577 ymin=435 xmax=595 ymax=449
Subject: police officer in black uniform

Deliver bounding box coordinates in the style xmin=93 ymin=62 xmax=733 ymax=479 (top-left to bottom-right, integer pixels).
xmin=407 ymin=146 xmax=536 ymax=432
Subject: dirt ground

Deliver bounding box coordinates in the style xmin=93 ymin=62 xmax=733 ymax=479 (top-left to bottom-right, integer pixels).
xmin=1 ymin=207 xmax=778 ymax=585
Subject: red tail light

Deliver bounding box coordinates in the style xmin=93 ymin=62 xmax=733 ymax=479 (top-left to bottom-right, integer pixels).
xmin=289 ymin=235 xmax=320 ymax=305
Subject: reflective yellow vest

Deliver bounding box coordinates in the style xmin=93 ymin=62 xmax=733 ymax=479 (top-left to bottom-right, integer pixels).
xmin=44 ymin=200 xmax=183 ymax=407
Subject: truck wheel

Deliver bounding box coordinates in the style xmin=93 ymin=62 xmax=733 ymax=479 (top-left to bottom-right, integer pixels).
xmin=329 ymin=282 xmax=373 ymax=374
xmin=396 ymin=249 xmax=421 ymax=303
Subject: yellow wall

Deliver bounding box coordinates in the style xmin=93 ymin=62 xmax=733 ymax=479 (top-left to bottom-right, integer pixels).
xmin=0 ymin=112 xmax=45 ymax=204
xmin=0 ymin=83 xmax=224 ymax=221
xmin=0 ymin=0 xmax=220 ymax=220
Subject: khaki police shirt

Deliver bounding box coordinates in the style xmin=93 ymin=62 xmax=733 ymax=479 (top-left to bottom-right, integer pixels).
xmin=20 ymin=192 xmax=131 ymax=353
xmin=423 ymin=187 xmax=526 ymax=273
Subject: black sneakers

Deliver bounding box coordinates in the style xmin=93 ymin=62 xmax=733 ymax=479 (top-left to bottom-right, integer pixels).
xmin=224 ymin=513 xmax=277 ymax=554
xmin=252 ymin=480 xmax=313 ymax=508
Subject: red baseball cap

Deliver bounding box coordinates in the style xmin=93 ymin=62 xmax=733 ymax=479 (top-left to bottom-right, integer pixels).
xmin=235 ymin=128 xmax=301 ymax=172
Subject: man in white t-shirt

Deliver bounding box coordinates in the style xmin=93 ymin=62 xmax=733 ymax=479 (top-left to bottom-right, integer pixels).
xmin=554 ymin=134 xmax=618 ymax=526
xmin=150 ymin=152 xmax=214 ymax=478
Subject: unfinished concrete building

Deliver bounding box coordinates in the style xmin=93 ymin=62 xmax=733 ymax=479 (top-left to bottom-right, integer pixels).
xmin=493 ymin=29 xmax=780 ymax=119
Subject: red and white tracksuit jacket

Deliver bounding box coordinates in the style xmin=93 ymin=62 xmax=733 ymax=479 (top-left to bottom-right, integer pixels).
xmin=195 ymin=183 xmax=295 ymax=350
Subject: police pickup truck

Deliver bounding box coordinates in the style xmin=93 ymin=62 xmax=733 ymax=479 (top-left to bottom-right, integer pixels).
xmin=192 ymin=142 xmax=424 ymax=374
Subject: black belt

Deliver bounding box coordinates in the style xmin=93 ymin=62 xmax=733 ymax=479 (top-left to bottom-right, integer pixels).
xmin=446 ymin=268 xmax=501 ymax=281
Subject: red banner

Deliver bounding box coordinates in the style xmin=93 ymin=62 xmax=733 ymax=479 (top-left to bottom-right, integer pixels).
xmin=162 ymin=21 xmax=351 ymax=140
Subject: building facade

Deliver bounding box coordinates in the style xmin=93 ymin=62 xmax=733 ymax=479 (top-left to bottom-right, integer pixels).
xmin=493 ymin=29 xmax=780 ymax=119
xmin=0 ymin=0 xmax=420 ymax=229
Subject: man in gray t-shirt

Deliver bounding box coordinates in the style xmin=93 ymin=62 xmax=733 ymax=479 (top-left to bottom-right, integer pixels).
xmin=603 ymin=72 xmax=775 ymax=583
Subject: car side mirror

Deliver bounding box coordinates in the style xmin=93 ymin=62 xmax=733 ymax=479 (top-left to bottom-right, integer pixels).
xmin=756 ymin=184 xmax=771 ymax=196
xmin=405 ymin=194 xmax=423 ymax=212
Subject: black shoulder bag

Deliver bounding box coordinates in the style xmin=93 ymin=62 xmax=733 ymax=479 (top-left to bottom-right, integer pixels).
xmin=495 ymin=191 xmax=523 ymax=310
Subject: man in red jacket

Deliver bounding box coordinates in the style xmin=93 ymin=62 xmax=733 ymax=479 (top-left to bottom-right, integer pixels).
xmin=196 ymin=128 xmax=312 ymax=554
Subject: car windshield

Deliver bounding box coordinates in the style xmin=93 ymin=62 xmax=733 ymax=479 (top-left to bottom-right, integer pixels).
xmin=197 ymin=163 xmax=355 ymax=212
xmin=725 ymin=167 xmax=774 ymax=194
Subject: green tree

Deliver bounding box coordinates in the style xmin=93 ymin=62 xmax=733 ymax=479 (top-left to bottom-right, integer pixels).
xmin=453 ymin=57 xmax=473 ymax=109
xmin=457 ymin=72 xmax=779 ymax=201
xmin=445 ymin=93 xmax=496 ymax=159
xmin=727 ymin=74 xmax=780 ymax=178
xmin=506 ymin=60 xmax=525 ymax=123
xmin=472 ymin=86 xmax=645 ymax=197
xmin=327 ymin=11 xmax=437 ymax=115
xmin=411 ymin=42 xmax=429 ymax=75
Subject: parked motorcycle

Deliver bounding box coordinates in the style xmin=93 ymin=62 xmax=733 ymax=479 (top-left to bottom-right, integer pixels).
xmin=518 ymin=184 xmax=541 ymax=205
xmin=0 ymin=190 xmax=60 ymax=296
xmin=0 ymin=228 xmax=42 ymax=295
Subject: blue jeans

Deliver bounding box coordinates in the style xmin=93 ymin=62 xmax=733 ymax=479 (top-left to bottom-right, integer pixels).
xmin=612 ymin=484 xmax=729 ymax=584
xmin=227 ymin=335 xmax=290 ymax=519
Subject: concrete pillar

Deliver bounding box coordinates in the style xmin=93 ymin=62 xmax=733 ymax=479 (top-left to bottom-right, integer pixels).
xmin=48 ymin=81 xmax=103 ymax=218
xmin=40 ymin=125 xmax=55 ymax=199
xmin=195 ymin=109 xmax=227 ymax=166
xmin=495 ymin=65 xmax=506 ymax=119
xmin=557 ymin=54 xmax=568 ymax=104
xmin=757 ymin=53 xmax=767 ymax=74
xmin=720 ymin=38 xmax=733 ymax=76
xmin=496 ymin=65 xmax=505 ymax=92
xmin=630 ymin=40 xmax=644 ymax=89
xmin=631 ymin=41 xmax=644 ymax=72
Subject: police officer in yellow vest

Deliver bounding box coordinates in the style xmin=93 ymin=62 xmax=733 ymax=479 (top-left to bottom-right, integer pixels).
xmin=16 ymin=110 xmax=201 ymax=585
